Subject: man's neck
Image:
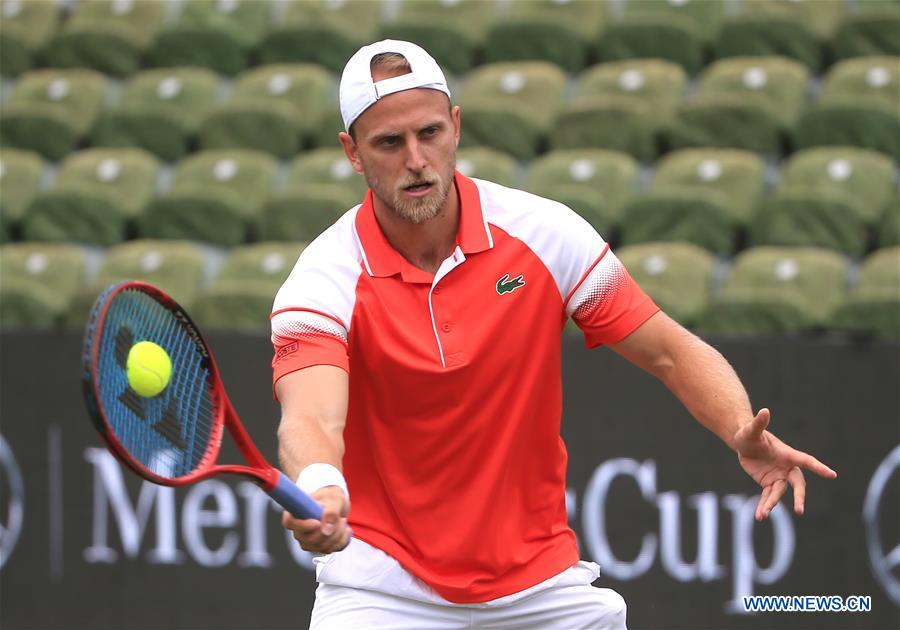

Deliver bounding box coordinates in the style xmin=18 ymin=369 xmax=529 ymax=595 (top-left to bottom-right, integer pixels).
xmin=372 ymin=183 xmax=460 ymax=275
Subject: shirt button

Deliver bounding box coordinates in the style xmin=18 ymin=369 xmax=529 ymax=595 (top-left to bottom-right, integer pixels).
xmin=433 ymin=287 xmax=440 ymax=294
xmin=442 ymin=323 xmax=451 ymax=333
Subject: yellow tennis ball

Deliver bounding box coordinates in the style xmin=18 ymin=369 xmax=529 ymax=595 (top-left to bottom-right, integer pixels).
xmin=126 ymin=341 xmax=172 ymax=397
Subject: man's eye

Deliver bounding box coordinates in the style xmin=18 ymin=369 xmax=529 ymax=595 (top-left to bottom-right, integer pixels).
xmin=422 ymin=127 xmax=438 ymax=137
xmin=380 ymin=137 xmax=398 ymax=146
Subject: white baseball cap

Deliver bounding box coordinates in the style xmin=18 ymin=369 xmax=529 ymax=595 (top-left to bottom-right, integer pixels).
xmin=339 ymin=39 xmax=451 ymax=132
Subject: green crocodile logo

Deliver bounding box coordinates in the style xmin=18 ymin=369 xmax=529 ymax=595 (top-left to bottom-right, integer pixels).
xmin=496 ymin=274 xmax=526 ymax=295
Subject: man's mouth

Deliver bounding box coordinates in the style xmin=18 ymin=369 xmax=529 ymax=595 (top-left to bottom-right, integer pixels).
xmin=403 ymin=182 xmax=434 ymax=195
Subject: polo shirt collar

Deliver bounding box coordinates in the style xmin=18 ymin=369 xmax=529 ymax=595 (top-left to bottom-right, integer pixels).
xmin=355 ymin=171 xmax=493 ymax=281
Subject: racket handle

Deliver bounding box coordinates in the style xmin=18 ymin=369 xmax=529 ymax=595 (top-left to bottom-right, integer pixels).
xmin=270 ymin=472 xmax=324 ymax=520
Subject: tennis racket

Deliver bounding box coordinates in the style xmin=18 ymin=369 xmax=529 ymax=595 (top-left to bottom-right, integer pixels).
xmin=81 ymin=280 xmax=323 ymax=520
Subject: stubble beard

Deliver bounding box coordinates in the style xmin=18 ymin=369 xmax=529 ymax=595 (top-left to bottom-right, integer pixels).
xmin=364 ymin=157 xmax=456 ymax=225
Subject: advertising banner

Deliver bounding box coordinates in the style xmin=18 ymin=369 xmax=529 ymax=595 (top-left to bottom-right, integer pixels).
xmin=1 ymin=332 xmax=897 ymax=629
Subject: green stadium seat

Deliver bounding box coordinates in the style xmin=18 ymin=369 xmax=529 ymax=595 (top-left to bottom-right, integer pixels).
xmin=796 ymin=95 xmax=900 ymax=160
xmin=455 ymin=147 xmax=518 ymax=187
xmin=0 ymin=242 xmax=86 ymax=328
xmin=819 ymin=56 xmax=899 ymax=106
xmin=698 ymin=246 xmax=849 ymax=334
xmin=459 ymin=62 xmax=567 ymax=160
xmin=483 ymin=0 xmax=605 ymax=72
xmin=260 ymin=152 xmax=360 ymax=242
xmin=553 ymin=59 xmax=686 ymax=161
xmin=141 ymin=149 xmax=276 ymax=246
xmin=778 ymin=146 xmax=895 ymax=226
xmin=622 ymin=0 xmax=725 ymax=45
xmin=879 ymin=196 xmax=900 ymax=247
xmin=148 ymin=0 xmax=271 ymax=76
xmin=260 ymin=0 xmax=380 ymax=73
xmin=198 ymin=64 xmax=334 ymax=158
xmin=716 ymin=16 xmax=818 ymax=70
xmin=524 ymin=149 xmax=639 ymax=235
xmin=91 ymin=67 xmax=220 ymax=162
xmin=381 ymin=0 xmax=495 ymax=75
xmin=44 ymin=0 xmax=166 ymax=76
xmin=0 ymin=69 xmax=106 ymax=160
xmin=0 ymin=148 xmax=43 ymax=242
xmin=0 ymin=0 xmax=59 ymax=77
xmin=597 ymin=14 xmax=704 ymax=76
xmin=22 ymin=148 xmax=159 ymax=246
xmin=193 ymin=241 xmax=306 ymax=331
xmin=831 ymin=246 xmax=900 ymax=337
xmin=738 ymin=0 xmax=845 ymax=40
xmin=651 ymin=148 xmax=766 ymax=228
xmin=751 ymin=146 xmax=895 ymax=257
xmin=616 ymin=241 xmax=716 ymax=327
xmin=833 ymin=7 xmax=900 ymax=59
xmin=668 ymin=56 xmax=809 ymax=155
xmin=67 ymin=239 xmax=208 ymax=328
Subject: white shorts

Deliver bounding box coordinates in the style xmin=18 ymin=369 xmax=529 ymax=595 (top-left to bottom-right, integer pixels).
xmin=309 ymin=538 xmax=627 ymax=629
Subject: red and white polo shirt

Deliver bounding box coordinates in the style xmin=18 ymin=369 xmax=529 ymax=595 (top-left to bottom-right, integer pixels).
xmin=271 ymin=172 xmax=658 ymax=603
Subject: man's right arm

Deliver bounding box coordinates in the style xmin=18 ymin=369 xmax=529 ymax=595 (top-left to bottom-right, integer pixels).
xmin=277 ymin=365 xmax=352 ymax=554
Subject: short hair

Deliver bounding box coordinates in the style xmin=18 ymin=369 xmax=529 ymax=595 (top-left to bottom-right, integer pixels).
xmin=349 ymin=53 xmax=413 ymax=140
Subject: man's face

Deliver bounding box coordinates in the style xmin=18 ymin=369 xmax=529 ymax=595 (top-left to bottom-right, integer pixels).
xmin=340 ymin=87 xmax=460 ymax=224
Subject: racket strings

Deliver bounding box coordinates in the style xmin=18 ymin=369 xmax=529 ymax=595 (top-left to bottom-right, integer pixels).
xmin=97 ymin=289 xmax=218 ymax=480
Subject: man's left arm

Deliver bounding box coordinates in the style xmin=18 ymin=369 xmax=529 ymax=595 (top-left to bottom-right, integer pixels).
xmin=608 ymin=311 xmax=837 ymax=521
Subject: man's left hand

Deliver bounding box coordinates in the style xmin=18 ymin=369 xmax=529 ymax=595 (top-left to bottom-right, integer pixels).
xmin=732 ymin=408 xmax=837 ymax=521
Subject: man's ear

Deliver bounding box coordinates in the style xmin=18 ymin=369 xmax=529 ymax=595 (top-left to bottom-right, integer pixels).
xmin=338 ymin=131 xmax=365 ymax=175
xmin=451 ymin=105 xmax=461 ymax=147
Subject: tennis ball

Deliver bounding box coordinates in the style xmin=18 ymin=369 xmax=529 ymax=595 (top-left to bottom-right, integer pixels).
xmin=126 ymin=341 xmax=172 ymax=397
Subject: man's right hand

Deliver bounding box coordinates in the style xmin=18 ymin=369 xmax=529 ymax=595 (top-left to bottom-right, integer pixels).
xmin=282 ymin=486 xmax=351 ymax=554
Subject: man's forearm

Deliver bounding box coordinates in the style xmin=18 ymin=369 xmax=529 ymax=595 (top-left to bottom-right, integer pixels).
xmin=650 ymin=328 xmax=753 ymax=449
xmin=277 ymin=413 xmax=345 ymax=480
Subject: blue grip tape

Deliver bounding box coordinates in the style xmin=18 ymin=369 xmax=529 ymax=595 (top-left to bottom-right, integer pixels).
xmin=269 ymin=472 xmax=324 ymax=520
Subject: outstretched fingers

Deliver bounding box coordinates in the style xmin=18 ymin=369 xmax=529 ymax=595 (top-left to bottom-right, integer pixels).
xmin=788 ymin=467 xmax=806 ymax=515
xmin=794 ymin=450 xmax=838 ymax=479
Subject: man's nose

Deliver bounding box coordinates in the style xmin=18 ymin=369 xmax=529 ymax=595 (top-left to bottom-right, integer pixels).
xmin=404 ymin=138 xmax=428 ymax=172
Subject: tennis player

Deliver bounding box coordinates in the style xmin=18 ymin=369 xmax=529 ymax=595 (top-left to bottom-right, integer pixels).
xmin=271 ymin=40 xmax=837 ymax=629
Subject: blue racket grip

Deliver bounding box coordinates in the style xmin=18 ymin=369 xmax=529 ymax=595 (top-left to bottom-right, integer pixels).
xmin=270 ymin=472 xmax=324 ymax=520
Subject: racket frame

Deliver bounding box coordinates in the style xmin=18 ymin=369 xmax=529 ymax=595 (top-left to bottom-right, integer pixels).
xmin=83 ymin=280 xmax=281 ymax=493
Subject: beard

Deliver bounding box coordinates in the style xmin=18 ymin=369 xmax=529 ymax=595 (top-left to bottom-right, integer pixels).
xmin=363 ymin=156 xmax=456 ymax=224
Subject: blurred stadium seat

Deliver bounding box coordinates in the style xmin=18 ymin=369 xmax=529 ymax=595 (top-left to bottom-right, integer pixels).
xmin=0 ymin=68 xmax=106 ymax=160
xmin=553 ymin=59 xmax=686 ymax=161
xmin=699 ymin=246 xmax=849 ymax=334
xmin=382 ymin=0 xmax=493 ymax=75
xmin=260 ymin=151 xmax=360 ymax=242
xmin=66 ymin=239 xmax=207 ymax=327
xmin=44 ymin=0 xmax=166 ymax=76
xmin=668 ymin=56 xmax=809 ymax=155
xmin=484 ymin=0 xmax=605 ymax=72
xmin=260 ymin=0 xmax=380 ymax=73
xmin=751 ymin=146 xmax=894 ymax=257
xmin=833 ymin=3 xmax=900 ymax=59
xmin=524 ymin=149 xmax=639 ymax=234
xmin=651 ymin=148 xmax=766 ymax=230
xmin=91 ymin=66 xmax=219 ymax=161
xmin=715 ymin=0 xmax=844 ymax=71
xmin=194 ymin=241 xmax=306 ymax=331
xmin=619 ymin=146 xmax=765 ymax=255
xmin=455 ymin=147 xmax=518 ymax=187
xmin=617 ymin=241 xmax=716 ymax=327
xmin=459 ymin=61 xmax=567 ymax=160
xmin=0 ymin=148 xmax=43 ymax=242
xmin=141 ymin=149 xmax=276 ymax=246
xmin=796 ymin=55 xmax=900 ymax=159
xmin=198 ymin=64 xmax=333 ymax=158
xmin=148 ymin=0 xmax=270 ymax=75
xmin=0 ymin=241 xmax=86 ymax=328
xmin=23 ymin=147 xmax=159 ymax=246
xmin=598 ymin=13 xmax=704 ymax=76
xmin=831 ymin=246 xmax=900 ymax=338
xmin=0 ymin=0 xmax=60 ymax=77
